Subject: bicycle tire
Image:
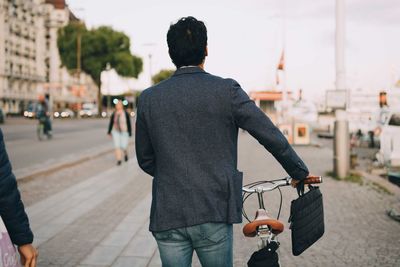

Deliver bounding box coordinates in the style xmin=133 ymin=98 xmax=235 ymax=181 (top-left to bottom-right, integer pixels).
xmin=37 ymin=124 xmax=44 ymax=141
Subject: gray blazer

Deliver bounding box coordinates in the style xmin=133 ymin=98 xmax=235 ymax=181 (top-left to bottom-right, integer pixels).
xmin=135 ymin=66 xmax=309 ymax=232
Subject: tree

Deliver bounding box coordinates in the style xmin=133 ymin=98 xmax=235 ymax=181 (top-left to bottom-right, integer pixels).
xmin=152 ymin=69 xmax=175 ymax=85
xmin=57 ymin=22 xmax=143 ymax=112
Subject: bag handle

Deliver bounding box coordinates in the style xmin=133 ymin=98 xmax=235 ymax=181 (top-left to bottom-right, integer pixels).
xmin=296 ymin=181 xmax=315 ymax=197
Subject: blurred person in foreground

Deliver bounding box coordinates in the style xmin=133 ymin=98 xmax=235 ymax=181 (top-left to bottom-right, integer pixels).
xmin=135 ymin=16 xmax=310 ymax=267
xmin=0 ymin=129 xmax=38 ymax=267
xmin=107 ymin=100 xmax=132 ymax=165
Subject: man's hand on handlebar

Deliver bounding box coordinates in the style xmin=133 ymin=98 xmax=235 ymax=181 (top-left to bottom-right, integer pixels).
xmin=291 ymin=175 xmax=320 ymax=188
xmin=291 ymin=179 xmax=300 ymax=188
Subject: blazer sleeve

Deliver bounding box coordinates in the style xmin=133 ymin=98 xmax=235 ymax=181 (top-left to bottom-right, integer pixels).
xmin=0 ymin=129 xmax=34 ymax=246
xmin=229 ymin=79 xmax=309 ymax=180
xmin=107 ymin=113 xmax=114 ymax=134
xmin=135 ymin=95 xmax=155 ymax=176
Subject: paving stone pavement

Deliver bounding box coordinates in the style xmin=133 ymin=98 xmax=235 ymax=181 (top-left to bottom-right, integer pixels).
xmin=24 ymin=132 xmax=400 ymax=267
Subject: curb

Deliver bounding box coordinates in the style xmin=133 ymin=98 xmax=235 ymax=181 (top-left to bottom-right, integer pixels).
xmin=359 ymin=170 xmax=400 ymax=196
xmin=14 ymin=140 xmax=135 ymax=182
xmin=15 ymin=146 xmax=114 ymax=182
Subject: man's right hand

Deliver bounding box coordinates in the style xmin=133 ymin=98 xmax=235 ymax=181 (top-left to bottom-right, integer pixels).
xmin=291 ymin=178 xmax=300 ymax=188
xmin=18 ymin=244 xmax=38 ymax=267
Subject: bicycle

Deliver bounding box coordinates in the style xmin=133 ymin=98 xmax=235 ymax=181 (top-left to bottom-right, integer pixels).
xmin=37 ymin=116 xmax=52 ymax=141
xmin=242 ymin=175 xmax=322 ymax=266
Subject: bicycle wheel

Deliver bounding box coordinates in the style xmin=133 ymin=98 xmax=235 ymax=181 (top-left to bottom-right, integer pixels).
xmin=37 ymin=124 xmax=44 ymax=141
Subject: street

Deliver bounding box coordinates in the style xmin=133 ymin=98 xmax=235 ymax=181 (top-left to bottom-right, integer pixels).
xmin=1 ymin=118 xmax=113 ymax=178
xmin=6 ymin=124 xmax=399 ymax=267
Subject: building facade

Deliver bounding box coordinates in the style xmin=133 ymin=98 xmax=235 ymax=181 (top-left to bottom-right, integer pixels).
xmin=43 ymin=0 xmax=98 ymax=112
xmin=0 ymin=0 xmax=98 ymax=115
xmin=0 ymin=0 xmax=46 ymax=114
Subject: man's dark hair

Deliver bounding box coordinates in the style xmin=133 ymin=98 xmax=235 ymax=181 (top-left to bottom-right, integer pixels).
xmin=167 ymin=16 xmax=207 ymax=68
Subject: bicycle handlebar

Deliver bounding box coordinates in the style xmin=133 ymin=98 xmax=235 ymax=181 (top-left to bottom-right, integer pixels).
xmin=242 ymin=176 xmax=322 ymax=193
xmin=303 ymin=175 xmax=323 ymax=184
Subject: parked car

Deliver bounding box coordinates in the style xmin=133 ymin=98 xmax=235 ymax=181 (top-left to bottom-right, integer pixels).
xmin=24 ymin=102 xmax=37 ymax=119
xmin=79 ymin=103 xmax=98 ymax=117
xmin=378 ymin=110 xmax=400 ymax=166
xmin=0 ymin=108 xmax=4 ymax=124
xmin=54 ymin=108 xmax=75 ymax=119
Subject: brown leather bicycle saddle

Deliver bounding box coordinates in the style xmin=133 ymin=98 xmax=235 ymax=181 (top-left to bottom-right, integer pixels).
xmin=243 ymin=209 xmax=284 ymax=237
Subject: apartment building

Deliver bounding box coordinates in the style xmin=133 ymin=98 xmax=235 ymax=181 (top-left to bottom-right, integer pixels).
xmin=0 ymin=0 xmax=98 ymax=115
xmin=42 ymin=0 xmax=98 ymax=111
xmin=0 ymin=0 xmax=46 ymax=114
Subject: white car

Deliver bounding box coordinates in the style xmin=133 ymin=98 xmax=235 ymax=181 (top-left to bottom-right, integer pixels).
xmin=80 ymin=103 xmax=99 ymax=117
xmin=54 ymin=108 xmax=75 ymax=118
xmin=378 ymin=110 xmax=400 ymax=166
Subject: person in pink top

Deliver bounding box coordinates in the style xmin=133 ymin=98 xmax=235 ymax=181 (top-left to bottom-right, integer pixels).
xmin=107 ymin=100 xmax=132 ymax=165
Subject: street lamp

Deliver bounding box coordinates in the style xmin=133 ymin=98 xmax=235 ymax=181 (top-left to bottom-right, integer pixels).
xmin=70 ymin=7 xmax=85 ymax=117
xmin=142 ymin=43 xmax=156 ymax=86
xmin=148 ymin=53 xmax=153 ymax=85
xmin=334 ymin=0 xmax=349 ymax=179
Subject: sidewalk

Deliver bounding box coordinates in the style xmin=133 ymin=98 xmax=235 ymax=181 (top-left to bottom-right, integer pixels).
xmin=25 ymin=132 xmax=400 ymax=267
xmin=27 ymin=161 xmax=159 ymax=266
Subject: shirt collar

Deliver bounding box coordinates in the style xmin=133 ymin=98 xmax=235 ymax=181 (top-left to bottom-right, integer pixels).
xmin=173 ymin=66 xmax=206 ymax=76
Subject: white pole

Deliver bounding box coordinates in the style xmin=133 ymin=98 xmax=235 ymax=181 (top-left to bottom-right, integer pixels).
xmin=335 ymin=0 xmax=346 ymax=90
xmin=334 ymin=0 xmax=349 ymax=179
xmin=281 ymin=0 xmax=288 ymax=124
xmin=149 ymin=53 xmax=153 ymax=86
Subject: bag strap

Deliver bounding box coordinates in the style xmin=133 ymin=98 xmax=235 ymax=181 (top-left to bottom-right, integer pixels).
xmin=296 ymin=180 xmax=305 ymax=196
xmin=296 ymin=181 xmax=315 ymax=197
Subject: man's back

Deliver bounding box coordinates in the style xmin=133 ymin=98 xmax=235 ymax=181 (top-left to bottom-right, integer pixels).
xmin=136 ymin=67 xmax=243 ymax=231
xmin=136 ymin=67 xmax=309 ymax=232
xmin=135 ymin=16 xmax=309 ymax=267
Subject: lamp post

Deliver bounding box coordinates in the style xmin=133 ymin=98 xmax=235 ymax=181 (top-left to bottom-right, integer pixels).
xmin=70 ymin=7 xmax=86 ymax=116
xmin=333 ymin=0 xmax=349 ymax=179
xmin=148 ymin=53 xmax=153 ymax=85
xmin=142 ymin=43 xmax=156 ymax=86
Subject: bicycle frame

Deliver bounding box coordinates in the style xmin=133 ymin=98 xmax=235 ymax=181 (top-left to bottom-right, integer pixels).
xmin=37 ymin=118 xmax=52 ymax=141
xmin=242 ymin=179 xmax=288 ymax=251
xmin=243 ymin=177 xmax=291 ymax=208
xmin=242 ymin=176 xmax=322 ymax=250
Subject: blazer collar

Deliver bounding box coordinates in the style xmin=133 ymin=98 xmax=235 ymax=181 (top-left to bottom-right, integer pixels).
xmin=173 ymin=66 xmax=206 ymax=76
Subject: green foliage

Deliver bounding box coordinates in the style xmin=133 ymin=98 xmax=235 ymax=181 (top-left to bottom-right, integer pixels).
xmin=370 ymin=181 xmax=393 ymax=195
xmin=152 ymin=69 xmax=175 ymax=85
xmin=325 ymin=170 xmax=363 ymax=185
xmin=57 ymin=22 xmax=143 ymax=85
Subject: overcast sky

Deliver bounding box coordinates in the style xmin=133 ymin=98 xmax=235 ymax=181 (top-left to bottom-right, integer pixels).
xmin=67 ymin=0 xmax=400 ymax=99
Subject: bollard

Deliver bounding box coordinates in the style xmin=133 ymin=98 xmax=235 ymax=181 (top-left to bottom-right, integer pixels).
xmin=333 ymin=111 xmax=350 ymax=179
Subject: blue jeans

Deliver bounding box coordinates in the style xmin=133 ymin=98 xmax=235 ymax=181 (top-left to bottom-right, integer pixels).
xmin=152 ymin=223 xmax=233 ymax=267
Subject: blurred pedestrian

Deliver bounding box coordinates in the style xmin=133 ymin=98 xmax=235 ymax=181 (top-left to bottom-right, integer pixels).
xmin=0 ymin=129 xmax=38 ymax=267
xmin=366 ymin=116 xmax=377 ymax=148
xmin=36 ymin=95 xmax=52 ymax=137
xmin=107 ymin=100 xmax=132 ymax=165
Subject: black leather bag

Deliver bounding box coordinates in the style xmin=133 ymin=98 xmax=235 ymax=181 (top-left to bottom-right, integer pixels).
xmin=289 ymin=183 xmax=324 ymax=256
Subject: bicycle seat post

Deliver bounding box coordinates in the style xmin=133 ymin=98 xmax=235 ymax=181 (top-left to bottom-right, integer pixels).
xmin=255 ymin=187 xmax=265 ymax=210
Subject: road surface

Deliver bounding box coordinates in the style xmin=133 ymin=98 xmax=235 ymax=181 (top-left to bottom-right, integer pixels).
xmin=1 ymin=118 xmax=116 ymax=173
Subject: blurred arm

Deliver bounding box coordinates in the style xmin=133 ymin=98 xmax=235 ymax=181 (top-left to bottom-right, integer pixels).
xmin=107 ymin=113 xmax=114 ymax=135
xmin=0 ymin=129 xmax=34 ymax=246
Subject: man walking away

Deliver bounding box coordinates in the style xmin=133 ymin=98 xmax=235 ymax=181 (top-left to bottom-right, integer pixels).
xmin=135 ymin=16 xmax=310 ymax=267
